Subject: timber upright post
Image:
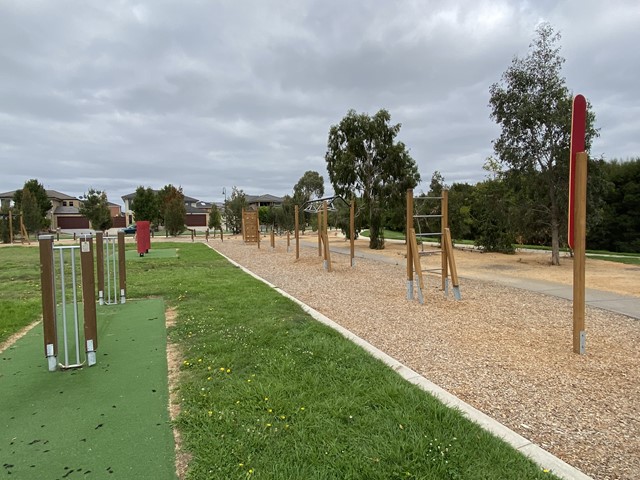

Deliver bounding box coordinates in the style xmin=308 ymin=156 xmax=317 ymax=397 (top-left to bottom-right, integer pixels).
xmin=441 ymin=190 xmax=449 ymax=293
xmin=295 ymin=205 xmax=300 ymax=260
xmin=118 ymin=231 xmax=126 ymax=303
xmin=573 ymin=152 xmax=588 ymax=355
xmin=9 ymin=210 xmax=14 ymax=243
xmin=406 ymin=189 xmax=414 ymax=300
xmin=317 ymin=211 xmax=322 ymax=256
xmin=39 ymin=235 xmax=58 ymax=371
xmin=322 ymin=200 xmax=332 ymax=272
xmin=79 ymin=235 xmax=98 ymax=366
xmin=569 ymin=94 xmax=587 ymax=355
xmin=96 ymin=231 xmax=105 ymax=305
xmin=350 ymin=198 xmax=355 ymax=267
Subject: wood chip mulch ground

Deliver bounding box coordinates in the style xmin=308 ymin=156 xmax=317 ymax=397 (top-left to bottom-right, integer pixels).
xmin=206 ymin=235 xmax=640 ymax=480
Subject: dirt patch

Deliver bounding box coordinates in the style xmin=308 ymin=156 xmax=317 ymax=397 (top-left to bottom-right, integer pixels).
xmin=0 ymin=319 xmax=41 ymax=354
xmin=165 ymin=306 xmax=190 ymax=480
xmin=205 ymin=234 xmax=639 ymax=480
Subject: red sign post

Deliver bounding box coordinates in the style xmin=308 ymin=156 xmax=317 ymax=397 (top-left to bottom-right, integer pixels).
xmin=568 ymin=94 xmax=588 ymax=355
xmin=568 ymin=94 xmax=587 ymax=249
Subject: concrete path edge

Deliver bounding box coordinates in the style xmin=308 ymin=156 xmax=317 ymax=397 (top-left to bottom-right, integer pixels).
xmin=209 ymin=245 xmax=593 ymax=480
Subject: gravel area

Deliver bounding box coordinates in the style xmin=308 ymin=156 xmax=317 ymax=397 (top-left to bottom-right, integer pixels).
xmin=206 ymin=235 xmax=640 ymax=480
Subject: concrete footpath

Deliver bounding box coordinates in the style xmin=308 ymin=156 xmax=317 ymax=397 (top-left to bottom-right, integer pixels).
xmin=306 ymin=240 xmax=640 ymax=321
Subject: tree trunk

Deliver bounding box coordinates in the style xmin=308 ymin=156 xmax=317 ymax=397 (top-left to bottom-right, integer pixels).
xmin=368 ymin=200 xmax=385 ymax=250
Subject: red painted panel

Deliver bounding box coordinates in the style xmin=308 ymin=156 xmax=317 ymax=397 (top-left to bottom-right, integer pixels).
xmin=568 ymin=94 xmax=587 ymax=249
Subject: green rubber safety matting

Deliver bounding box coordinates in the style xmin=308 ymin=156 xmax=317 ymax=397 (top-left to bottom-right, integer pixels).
xmin=0 ymin=299 xmax=177 ymax=479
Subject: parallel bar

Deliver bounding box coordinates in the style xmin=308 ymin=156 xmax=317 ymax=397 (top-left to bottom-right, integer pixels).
xmin=413 ymin=214 xmax=442 ymax=219
xmin=118 ymin=231 xmax=126 ymax=303
xmin=96 ymin=232 xmax=104 ymax=305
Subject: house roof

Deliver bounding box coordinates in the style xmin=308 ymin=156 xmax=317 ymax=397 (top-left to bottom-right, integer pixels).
xmin=122 ymin=190 xmax=199 ymax=203
xmin=0 ymin=189 xmax=79 ymax=201
xmin=246 ymin=194 xmax=283 ymax=204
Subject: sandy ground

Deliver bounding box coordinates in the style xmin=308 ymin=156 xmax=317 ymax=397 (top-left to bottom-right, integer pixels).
xmin=203 ymin=232 xmax=639 ymax=480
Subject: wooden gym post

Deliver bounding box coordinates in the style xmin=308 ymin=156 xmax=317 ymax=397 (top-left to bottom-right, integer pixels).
xmin=39 ymin=235 xmax=58 ymax=371
xmin=441 ymin=189 xmax=449 ymax=291
xmin=80 ymin=236 xmax=98 ymax=366
xmin=573 ymin=152 xmax=588 ymax=355
xmin=95 ymin=231 xmax=105 ymax=305
xmin=295 ymin=205 xmax=300 ymax=260
xmin=317 ymin=211 xmax=322 ymax=256
xmin=350 ymin=198 xmax=355 ymax=267
xmin=406 ymin=188 xmax=414 ymax=300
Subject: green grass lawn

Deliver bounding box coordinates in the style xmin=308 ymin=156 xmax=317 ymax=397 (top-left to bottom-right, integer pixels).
xmin=2 ymin=243 xmax=561 ymax=479
xmin=0 ymin=246 xmax=42 ymax=344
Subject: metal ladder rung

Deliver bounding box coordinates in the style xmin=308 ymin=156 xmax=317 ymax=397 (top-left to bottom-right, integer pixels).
xmin=414 ymin=196 xmax=443 ymax=200
xmin=419 ymin=250 xmax=442 ymax=256
xmin=415 ymin=232 xmax=442 ymax=237
xmin=413 ymin=215 xmax=442 ymax=219
xmin=421 ymin=268 xmax=442 ymax=273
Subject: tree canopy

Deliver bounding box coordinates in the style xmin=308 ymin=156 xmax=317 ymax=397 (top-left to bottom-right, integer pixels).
xmin=13 ymin=179 xmax=51 ymax=231
xmin=79 ymin=188 xmax=112 ymax=231
xmin=489 ymin=23 xmax=598 ymax=264
xmin=325 ymin=109 xmax=420 ymax=249
xmin=293 ymin=171 xmax=324 ymax=205
xmin=224 ymin=187 xmax=246 ymax=234
xmin=130 ymin=186 xmax=158 ymax=224
xmin=158 ymin=184 xmax=186 ymax=235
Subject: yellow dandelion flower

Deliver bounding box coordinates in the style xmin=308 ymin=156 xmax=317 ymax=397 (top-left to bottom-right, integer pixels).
xmin=219 ymin=367 xmax=225 ymax=371
xmin=226 ymin=369 xmax=231 ymax=373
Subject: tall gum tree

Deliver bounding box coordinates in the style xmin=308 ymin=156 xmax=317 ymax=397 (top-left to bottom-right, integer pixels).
xmin=489 ymin=23 xmax=597 ymax=265
xmin=325 ymin=109 xmax=420 ymax=249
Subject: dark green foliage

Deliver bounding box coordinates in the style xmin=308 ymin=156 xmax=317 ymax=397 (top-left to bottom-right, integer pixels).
xmin=13 ymin=179 xmax=51 ymax=232
xmin=208 ymin=204 xmax=222 ymax=230
xmin=447 ymin=182 xmax=475 ymax=242
xmin=79 ymin=188 xmax=112 ymax=231
xmin=325 ymin=109 xmax=420 ymax=249
xmin=21 ymin=188 xmax=42 ymax=234
xmin=130 ymin=186 xmax=158 ymax=224
xmin=471 ymin=179 xmax=516 ymax=253
xmin=224 ymin=186 xmax=246 ymax=234
xmin=275 ymin=195 xmax=296 ymax=232
xmin=0 ymin=207 xmax=9 ymax=243
xmin=161 ymin=185 xmax=186 ymax=236
xmin=588 ymin=158 xmax=640 ymax=252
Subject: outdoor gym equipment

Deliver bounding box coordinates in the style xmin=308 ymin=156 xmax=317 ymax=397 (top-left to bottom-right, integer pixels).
xmin=301 ymin=196 xmax=355 ymax=269
xmin=95 ymin=231 xmax=126 ymax=305
xmin=242 ymin=209 xmax=260 ymax=246
xmin=406 ymin=188 xmax=461 ymax=303
xmin=39 ymin=234 xmax=98 ymax=371
xmin=136 ymin=220 xmax=151 ymax=256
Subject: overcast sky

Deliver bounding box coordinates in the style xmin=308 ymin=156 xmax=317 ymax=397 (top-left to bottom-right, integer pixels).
xmin=1 ymin=1 xmax=638 ymax=206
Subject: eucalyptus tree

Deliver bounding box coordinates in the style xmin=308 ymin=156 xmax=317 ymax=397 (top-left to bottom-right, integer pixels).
xmin=489 ymin=23 xmax=597 ymax=264
xmin=325 ymin=109 xmax=420 ymax=249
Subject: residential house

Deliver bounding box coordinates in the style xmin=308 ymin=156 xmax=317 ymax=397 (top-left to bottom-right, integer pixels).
xmin=122 ymin=190 xmax=208 ymax=227
xmin=0 ymin=189 xmax=88 ymax=230
xmin=246 ymin=194 xmax=283 ymax=209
